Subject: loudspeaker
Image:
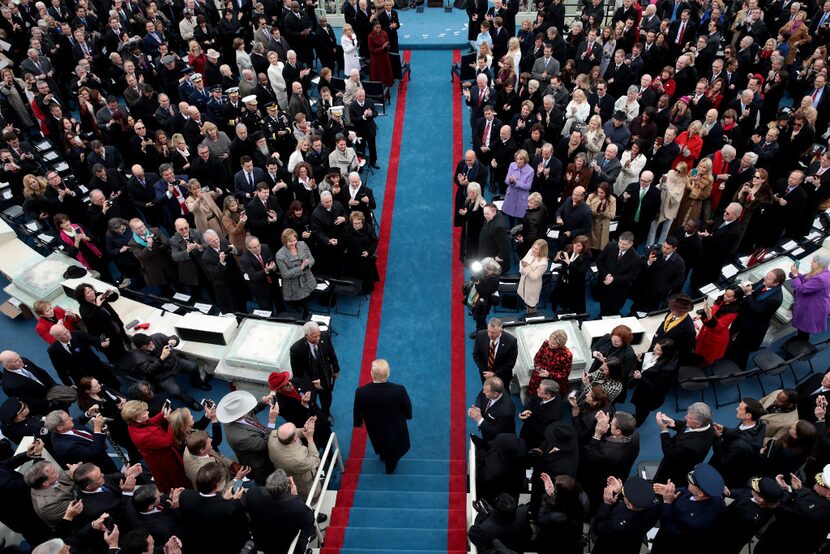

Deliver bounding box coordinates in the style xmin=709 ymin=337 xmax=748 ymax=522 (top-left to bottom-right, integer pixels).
xmin=454 ymin=0 xmax=468 ymax=8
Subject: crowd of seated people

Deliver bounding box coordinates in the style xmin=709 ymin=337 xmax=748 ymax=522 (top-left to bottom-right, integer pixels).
xmin=460 ymin=0 xmax=830 ymax=551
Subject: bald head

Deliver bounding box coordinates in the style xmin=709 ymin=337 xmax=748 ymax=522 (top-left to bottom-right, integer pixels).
xmin=277 ymin=422 xmax=297 ymax=443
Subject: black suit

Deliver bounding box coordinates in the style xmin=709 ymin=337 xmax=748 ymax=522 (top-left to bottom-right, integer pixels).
xmin=588 ymin=93 xmax=616 ymax=123
xmin=595 ymin=243 xmax=642 ymax=316
xmin=478 ymin=212 xmax=511 ymax=271
xmin=473 ymin=391 xmax=516 ymax=443
xmin=631 ymin=253 xmax=686 ymax=313
xmin=581 ymin=432 xmax=640 ymax=510
xmin=125 ymin=501 xmax=180 ymax=547
xmin=725 ymin=283 xmax=783 ymax=368
xmin=201 ymin=241 xmax=246 ymax=314
xmin=289 ymin=335 xmax=341 ymax=418
xmin=376 ymin=9 xmax=399 ymax=52
xmin=348 ymin=99 xmax=379 ymax=165
xmin=245 ymin=195 xmax=282 ymax=251
xmin=603 ymin=63 xmax=632 ymax=98
xmin=766 ymin=182 xmax=809 ymax=242
xmin=650 ymin=313 xmax=697 ymax=356
xmin=51 ymin=420 xmax=119 ymax=474
xmin=127 ymin=173 xmax=161 ymax=225
xmin=1 ymin=359 xmax=57 ymax=415
xmin=691 ymin=219 xmax=741 ymax=290
xmin=518 ymin=396 xmax=565 ymax=450
xmin=796 ymin=373 xmax=830 ymax=422
xmin=179 ymin=490 xmax=250 ymax=553
xmin=0 ymin=452 xmax=53 ymax=546
xmin=653 ymin=420 xmax=715 ymax=485
xmin=619 ymin=183 xmax=661 ymax=245
xmin=353 ymin=381 xmax=412 ymax=473
xmin=47 ymin=331 xmax=119 ymax=388
xmin=243 ymin=486 xmax=316 ymax=554
xmin=472 ymin=330 xmax=518 ymax=385
xmin=239 ymin=244 xmax=283 ymax=314
xmin=645 ymin=140 xmax=681 ymax=178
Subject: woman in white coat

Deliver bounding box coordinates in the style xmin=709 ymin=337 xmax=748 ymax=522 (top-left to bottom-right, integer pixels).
xmin=342 ymin=24 xmax=360 ymax=76
xmin=647 ymin=162 xmax=688 ymax=245
xmin=518 ymin=239 xmax=550 ymax=315
xmin=267 ymin=51 xmax=288 ymax=109
xmin=613 ymin=140 xmax=647 ymax=195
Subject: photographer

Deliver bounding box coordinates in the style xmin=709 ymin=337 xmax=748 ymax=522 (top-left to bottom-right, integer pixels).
xmin=131 ymin=333 xmax=211 ymax=412
xmin=75 ymin=283 xmax=130 ymax=365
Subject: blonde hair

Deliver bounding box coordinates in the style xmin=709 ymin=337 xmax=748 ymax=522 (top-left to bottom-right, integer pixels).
xmin=549 ymin=329 xmax=568 ymax=347
xmin=121 ymin=400 xmax=148 ymax=425
xmin=201 ymin=121 xmax=218 ymax=137
xmin=169 ymin=408 xmax=194 ymax=443
xmin=371 ymin=359 xmax=390 ymax=382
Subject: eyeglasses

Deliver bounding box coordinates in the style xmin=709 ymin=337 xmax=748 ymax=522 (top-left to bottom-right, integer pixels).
xmin=135 ymin=126 xmax=145 ymax=130
xmin=753 ymin=175 xmax=763 ymax=179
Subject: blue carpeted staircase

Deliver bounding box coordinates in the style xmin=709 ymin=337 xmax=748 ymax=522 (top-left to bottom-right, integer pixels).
xmin=322 ymin=458 xmax=467 ymax=553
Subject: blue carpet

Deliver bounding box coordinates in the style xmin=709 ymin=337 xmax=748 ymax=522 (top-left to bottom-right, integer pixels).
xmin=397 ymin=7 xmax=469 ymax=50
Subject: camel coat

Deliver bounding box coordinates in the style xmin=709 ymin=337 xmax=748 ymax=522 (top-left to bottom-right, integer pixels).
xmin=779 ymin=21 xmax=810 ymax=65
xmin=658 ymin=169 xmax=687 ymax=223
xmin=518 ymin=251 xmax=549 ymax=307
xmin=186 ymin=191 xmax=226 ymax=237
xmin=587 ymin=193 xmax=616 ymax=250
xmin=267 ymin=434 xmax=321 ymax=502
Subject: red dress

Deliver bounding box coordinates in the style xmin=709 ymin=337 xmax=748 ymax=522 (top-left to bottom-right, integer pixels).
xmin=35 ymin=307 xmax=80 ymax=344
xmin=530 ymin=343 xmax=573 ymax=395
xmin=368 ymin=30 xmax=393 ymax=87
xmin=128 ymin=412 xmax=190 ymax=493
xmin=695 ymin=301 xmax=739 ymax=365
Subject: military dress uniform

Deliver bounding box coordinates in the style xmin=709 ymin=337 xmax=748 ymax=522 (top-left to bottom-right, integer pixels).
xmin=755 ymin=472 xmax=830 ymax=554
xmin=263 ymin=109 xmax=296 ymax=160
xmin=222 ymin=88 xmax=243 ymax=133
xmin=712 ymin=478 xmax=781 ymax=554
xmin=592 ymin=476 xmax=661 ymax=554
xmin=240 ymin=106 xmax=265 ymax=132
xmin=206 ymin=86 xmax=226 ymax=124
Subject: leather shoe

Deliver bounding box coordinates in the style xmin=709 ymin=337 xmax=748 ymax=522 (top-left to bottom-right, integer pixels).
xmin=370 ymin=163 xmax=380 ymax=169
xmin=316 ymin=513 xmax=328 ymax=523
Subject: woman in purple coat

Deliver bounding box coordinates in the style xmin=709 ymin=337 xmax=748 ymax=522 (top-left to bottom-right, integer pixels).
xmin=502 ymin=149 xmax=534 ymax=226
xmin=790 ymin=255 xmax=830 ymax=341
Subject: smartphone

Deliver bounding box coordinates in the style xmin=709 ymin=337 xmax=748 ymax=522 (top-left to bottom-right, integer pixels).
xmin=232 ymin=479 xmax=244 ymax=494
xmin=163 ymin=399 xmax=172 ymax=411
xmin=269 ymin=395 xmax=277 ymax=408
xmin=662 ymin=417 xmax=672 ymax=425
xmin=102 ymin=516 xmax=115 ymax=532
xmin=691 ymin=168 xmax=699 ymax=177
xmin=200 ymin=399 xmax=214 ymax=409
xmin=568 ymin=390 xmax=577 ymax=398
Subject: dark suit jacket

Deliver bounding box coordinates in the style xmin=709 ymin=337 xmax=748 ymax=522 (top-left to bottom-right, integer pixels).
xmin=478 ymin=212 xmax=511 ymax=269
xmin=51 ymin=422 xmax=118 ymax=474
xmin=289 ymin=334 xmax=341 ymax=390
xmin=46 ymin=331 xmax=109 ymax=386
xmin=239 ymin=244 xmax=277 ymax=300
xmin=729 ymin=282 xmax=783 ymax=352
xmin=519 ymin=395 xmax=566 ymax=449
xmin=653 ymin=420 xmax=715 ymax=485
xmin=245 ymin=196 xmax=282 ymax=246
xmin=354 ymin=381 xmax=412 ymax=461
xmin=474 ymin=391 xmax=516 ymax=443
xmin=472 ymin=330 xmax=519 ymax=384
xmin=596 ymin=243 xmax=641 ymax=291
xmin=234 ymin=167 xmax=268 ymax=200
xmin=466 ymin=88 xmax=496 ymax=129
xmin=243 ymin=486 xmax=316 ymax=554
xmin=797 ymin=373 xmax=830 ymax=422
xmin=650 ymin=313 xmax=697 ymax=355
xmin=633 ymin=253 xmax=686 ymax=310
xmin=179 ymin=490 xmax=249 ymax=553
xmin=348 ymin=100 xmax=379 ymax=139
xmin=1 ymin=359 xmax=56 ymax=414
xmin=646 ymin=140 xmax=681 ymax=178
xmin=619 ymin=183 xmax=661 ymax=231
xmin=588 ymin=93 xmax=617 ymax=122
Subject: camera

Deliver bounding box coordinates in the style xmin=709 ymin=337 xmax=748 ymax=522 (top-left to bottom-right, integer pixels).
xmin=223 ymin=245 xmax=236 ymax=256
xmin=102 ymin=516 xmax=115 ymax=532
xmin=696 ymin=308 xmax=707 ymax=317
xmin=163 ymin=399 xmax=172 ymax=411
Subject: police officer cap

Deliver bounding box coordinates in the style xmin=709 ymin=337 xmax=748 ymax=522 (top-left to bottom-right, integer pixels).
xmin=622 ymin=476 xmax=658 ymax=508
xmin=211 ymin=85 xmax=223 ymax=93
xmin=242 ymin=95 xmax=258 ymax=105
xmin=0 ymin=397 xmax=23 ymax=421
xmin=691 ymin=463 xmax=724 ymax=497
xmin=750 ymin=477 xmax=783 ymax=502
xmin=190 ymin=73 xmax=203 ymax=83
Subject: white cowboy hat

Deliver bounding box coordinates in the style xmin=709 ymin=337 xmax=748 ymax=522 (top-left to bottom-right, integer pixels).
xmin=216 ymin=390 xmax=258 ymax=423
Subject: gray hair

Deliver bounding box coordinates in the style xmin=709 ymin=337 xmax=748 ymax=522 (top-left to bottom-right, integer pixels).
xmin=484 ymin=376 xmax=505 ymax=393
xmin=265 ymin=468 xmax=292 ymax=496
xmin=743 ymin=151 xmax=758 ymax=165
xmin=488 ymin=317 xmax=503 ymax=330
xmin=43 ymin=410 xmax=66 ymax=432
xmin=302 ymin=321 xmax=320 ymax=335
xmin=23 ymin=460 xmax=53 ymax=488
xmin=627 ymin=85 xmax=639 ymax=94
xmin=481 ymin=257 xmax=502 ymax=275
xmin=203 ymin=229 xmax=219 ymax=240
xmin=814 ymin=254 xmax=830 ymax=268
xmin=245 ymin=235 xmax=260 ymax=247
xmin=721 ymin=144 xmax=736 ymax=159
xmin=539 ymin=379 xmax=560 ymax=397
xmin=320 ymin=190 xmax=333 ymax=201
xmin=726 ymin=202 xmax=743 ymax=217
xmin=687 ymin=402 xmax=712 ymax=426
xmin=32 ymin=539 xmax=67 ymax=554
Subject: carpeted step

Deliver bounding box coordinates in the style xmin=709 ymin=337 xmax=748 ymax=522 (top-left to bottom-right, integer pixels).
xmin=323 ymin=526 xmax=460 ymax=550
xmin=350 ymin=490 xmax=450 ymax=509
xmin=330 ymin=507 xmax=466 ymax=529
xmin=355 ymin=458 xmax=466 ymax=475
xmin=339 ymin=473 xmax=465 ymax=492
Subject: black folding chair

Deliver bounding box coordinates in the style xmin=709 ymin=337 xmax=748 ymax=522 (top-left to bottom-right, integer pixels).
xmin=674 ymin=365 xmax=711 ymax=411
xmin=710 ymin=360 xmax=754 ymax=408
xmin=753 ymin=349 xmax=789 ymax=395
xmin=362 ymin=80 xmax=387 ymax=115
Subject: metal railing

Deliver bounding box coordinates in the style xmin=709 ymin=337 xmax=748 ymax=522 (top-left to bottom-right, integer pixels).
xmin=288 ymin=432 xmax=345 ymax=553
xmin=468 ymin=437 xmax=478 ymax=554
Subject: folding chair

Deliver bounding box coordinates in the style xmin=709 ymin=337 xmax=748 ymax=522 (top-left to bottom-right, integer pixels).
xmin=362 ymin=80 xmax=387 ymax=115
xmin=674 ymin=365 xmax=711 ymax=411
xmin=753 ymin=349 xmax=789 ymax=395
xmin=710 ymin=360 xmax=753 ymax=408
xmin=782 ymin=337 xmax=819 ymax=383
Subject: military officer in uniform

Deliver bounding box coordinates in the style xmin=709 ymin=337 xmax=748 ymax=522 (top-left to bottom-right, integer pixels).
xmin=206 ymin=85 xmax=226 ymax=124
xmin=714 ymin=476 xmax=782 ymax=553
xmin=222 ymin=87 xmax=243 ymax=134
xmin=263 ymin=101 xmax=296 ymax=160
xmin=240 ymin=95 xmax=264 ymax=131
xmin=651 ymin=463 xmax=725 ymax=554
xmin=755 ymin=466 xmax=830 ymax=554
xmin=592 ymin=475 xmax=661 ymax=554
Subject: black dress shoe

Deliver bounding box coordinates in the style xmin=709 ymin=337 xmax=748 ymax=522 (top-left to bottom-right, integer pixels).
xmin=371 ymin=163 xmax=380 ymax=169
xmin=468 ymin=331 xmax=478 ymax=339
xmin=316 ymin=513 xmax=328 ymax=523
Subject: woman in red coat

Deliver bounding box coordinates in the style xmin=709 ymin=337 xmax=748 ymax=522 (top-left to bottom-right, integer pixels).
xmin=33 ymin=300 xmax=80 ymax=344
xmin=368 ymin=22 xmax=393 ymax=87
xmin=673 ymin=120 xmax=703 ymax=169
xmin=122 ymin=400 xmax=190 ymax=493
xmin=695 ymin=286 xmax=744 ymax=365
